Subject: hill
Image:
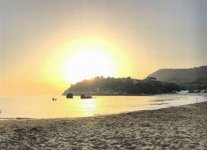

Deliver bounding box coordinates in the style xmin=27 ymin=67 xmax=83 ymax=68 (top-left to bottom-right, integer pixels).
xmin=63 ymin=77 xmax=182 ymax=96
xmin=148 ymin=66 xmax=207 ymax=91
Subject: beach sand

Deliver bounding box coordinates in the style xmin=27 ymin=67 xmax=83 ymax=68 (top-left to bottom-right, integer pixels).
xmin=0 ymin=101 xmax=207 ymax=150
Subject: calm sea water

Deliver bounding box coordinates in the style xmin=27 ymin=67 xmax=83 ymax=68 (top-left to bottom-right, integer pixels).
xmin=0 ymin=94 xmax=206 ymax=119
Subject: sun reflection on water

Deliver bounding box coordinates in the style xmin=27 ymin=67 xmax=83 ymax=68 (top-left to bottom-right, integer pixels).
xmin=1 ymin=95 xmax=206 ymax=119
xmin=78 ymin=99 xmax=97 ymax=116
xmin=61 ymin=97 xmax=98 ymax=118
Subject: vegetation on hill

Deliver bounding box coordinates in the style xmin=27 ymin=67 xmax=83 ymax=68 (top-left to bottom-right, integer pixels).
xmin=63 ymin=76 xmax=182 ymax=96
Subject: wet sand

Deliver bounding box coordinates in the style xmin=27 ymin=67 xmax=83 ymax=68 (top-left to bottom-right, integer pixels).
xmin=0 ymin=101 xmax=207 ymax=150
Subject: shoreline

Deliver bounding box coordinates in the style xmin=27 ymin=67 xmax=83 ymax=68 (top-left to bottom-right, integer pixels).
xmin=64 ymin=92 xmax=206 ymax=97
xmin=0 ymin=93 xmax=206 ymax=120
xmin=1 ymin=101 xmax=207 ymax=149
xmin=0 ymin=93 xmax=205 ymax=121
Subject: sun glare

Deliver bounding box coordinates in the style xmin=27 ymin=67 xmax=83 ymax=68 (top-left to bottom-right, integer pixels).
xmin=44 ymin=36 xmax=132 ymax=88
xmin=63 ymin=46 xmax=115 ymax=83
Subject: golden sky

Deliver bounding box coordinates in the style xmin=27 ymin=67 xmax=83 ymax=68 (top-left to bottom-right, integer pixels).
xmin=0 ymin=0 xmax=207 ymax=96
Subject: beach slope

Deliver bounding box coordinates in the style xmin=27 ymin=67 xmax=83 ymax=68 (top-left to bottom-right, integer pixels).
xmin=0 ymin=102 xmax=207 ymax=149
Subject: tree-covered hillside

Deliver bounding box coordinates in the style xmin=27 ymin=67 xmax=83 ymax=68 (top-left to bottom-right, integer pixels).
xmin=148 ymin=66 xmax=207 ymax=91
xmin=63 ymin=77 xmax=182 ymax=95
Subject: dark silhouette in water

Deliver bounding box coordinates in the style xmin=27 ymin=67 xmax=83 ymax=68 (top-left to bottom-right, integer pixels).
xmin=52 ymin=97 xmax=57 ymax=101
xmin=80 ymin=94 xmax=92 ymax=99
xmin=66 ymin=93 xmax=73 ymax=99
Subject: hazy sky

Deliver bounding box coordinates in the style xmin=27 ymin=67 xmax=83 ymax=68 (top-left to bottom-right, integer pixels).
xmin=0 ymin=0 xmax=207 ymax=96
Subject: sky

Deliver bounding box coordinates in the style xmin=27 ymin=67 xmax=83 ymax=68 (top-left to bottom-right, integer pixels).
xmin=0 ymin=0 xmax=207 ymax=96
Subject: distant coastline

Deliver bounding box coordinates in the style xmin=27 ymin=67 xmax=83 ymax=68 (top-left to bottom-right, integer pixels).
xmin=64 ymin=65 xmax=207 ymax=96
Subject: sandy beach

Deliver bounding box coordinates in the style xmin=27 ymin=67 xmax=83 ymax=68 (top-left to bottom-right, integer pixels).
xmin=0 ymin=101 xmax=207 ymax=150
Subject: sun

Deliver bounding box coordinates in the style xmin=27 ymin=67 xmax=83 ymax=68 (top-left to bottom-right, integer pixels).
xmin=44 ymin=36 xmax=132 ymax=88
xmin=63 ymin=46 xmax=115 ymax=84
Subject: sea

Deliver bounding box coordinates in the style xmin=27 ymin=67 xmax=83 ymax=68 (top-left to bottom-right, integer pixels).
xmin=0 ymin=94 xmax=206 ymax=119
